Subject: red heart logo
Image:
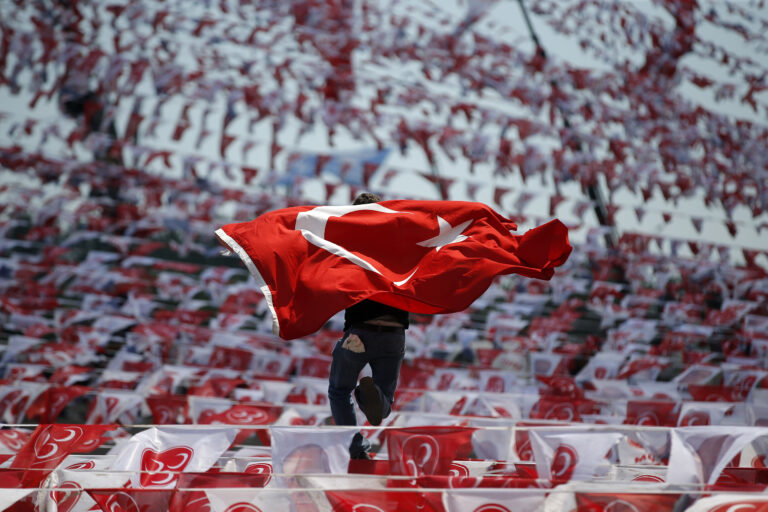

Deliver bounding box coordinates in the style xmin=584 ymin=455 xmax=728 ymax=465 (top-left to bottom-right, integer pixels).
xmin=473 ymin=505 xmax=512 ymax=512
xmin=551 ymin=443 xmax=578 ymax=481
xmin=515 ymin=431 xmax=533 ymax=461
xmin=680 ymin=410 xmax=710 ymax=426
xmin=0 ymin=429 xmax=27 ymax=451
xmin=224 ymin=504 xmax=263 ymax=512
xmin=49 ymin=481 xmax=82 ymax=512
xmin=104 ymin=492 xmax=141 ymax=512
xmin=140 ymin=446 xmax=193 ymax=487
xmin=400 ymin=435 xmax=439 ymax=476
xmin=65 ymin=460 xmax=95 ymax=470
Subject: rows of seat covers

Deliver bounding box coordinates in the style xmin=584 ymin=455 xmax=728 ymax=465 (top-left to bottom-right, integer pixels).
xmin=0 ymin=153 xmax=767 ymax=510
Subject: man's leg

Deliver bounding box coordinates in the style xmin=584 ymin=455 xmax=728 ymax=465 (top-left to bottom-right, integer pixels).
xmin=364 ymin=330 xmax=406 ymax=422
xmin=328 ymin=333 xmax=368 ymax=425
xmin=328 ymin=332 xmax=370 ymax=458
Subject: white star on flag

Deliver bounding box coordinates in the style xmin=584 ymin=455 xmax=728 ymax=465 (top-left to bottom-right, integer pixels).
xmin=417 ymin=216 xmax=472 ymax=251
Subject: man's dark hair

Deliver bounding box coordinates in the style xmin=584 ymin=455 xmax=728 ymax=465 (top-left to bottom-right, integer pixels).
xmin=352 ymin=192 xmax=382 ymax=205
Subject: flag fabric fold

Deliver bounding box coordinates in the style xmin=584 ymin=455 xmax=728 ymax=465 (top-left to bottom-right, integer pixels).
xmin=216 ymin=200 xmax=571 ymax=339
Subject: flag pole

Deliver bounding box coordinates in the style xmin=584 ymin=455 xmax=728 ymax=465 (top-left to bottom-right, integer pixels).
xmin=515 ymin=0 xmax=617 ymax=249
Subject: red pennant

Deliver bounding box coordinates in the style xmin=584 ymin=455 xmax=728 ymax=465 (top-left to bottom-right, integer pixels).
xmin=25 ymin=386 xmax=92 ymax=423
xmin=89 ymin=489 xmax=174 ymax=512
xmin=386 ymin=426 xmax=475 ymax=478
xmin=11 ymin=424 xmax=117 ymax=487
xmin=241 ymin=166 xmax=258 ymax=184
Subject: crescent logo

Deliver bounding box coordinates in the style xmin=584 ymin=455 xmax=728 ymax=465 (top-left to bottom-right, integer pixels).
xmin=401 ymin=435 xmax=440 ymax=476
xmin=680 ymin=411 xmax=709 ymax=426
xmin=66 ymin=460 xmax=96 ymax=470
xmin=140 ymin=446 xmax=194 ymax=487
xmin=105 ymin=492 xmax=141 ymax=512
xmin=224 ymin=406 xmax=269 ymax=425
xmin=545 ymin=403 xmax=575 ymax=421
xmin=154 ymin=405 xmax=173 ymax=423
xmin=551 ymin=443 xmax=578 ymax=481
xmin=632 ymin=474 xmax=664 ymax=482
xmin=0 ymin=430 xmax=26 ymax=451
xmin=245 ymin=462 xmax=273 ymax=486
xmin=295 ymin=204 xmax=472 ymax=287
xmin=604 ymin=500 xmax=640 ymax=512
xmin=224 ymin=504 xmax=263 ymax=512
xmin=352 ymin=505 xmax=387 ymax=512
xmin=449 ymin=462 xmax=470 ymax=477
xmin=246 ymin=462 xmax=273 ymax=474
xmin=636 ymin=412 xmax=659 ymax=426
xmin=34 ymin=426 xmax=83 ymax=462
xmin=185 ymin=495 xmax=213 ymax=512
xmin=474 ymin=505 xmax=512 ymax=512
xmin=449 ymin=475 xmax=481 ymax=489
xmin=50 ymin=481 xmax=83 ymax=512
xmin=515 ymin=432 xmax=533 ymax=461
xmin=708 ymin=503 xmax=761 ymax=512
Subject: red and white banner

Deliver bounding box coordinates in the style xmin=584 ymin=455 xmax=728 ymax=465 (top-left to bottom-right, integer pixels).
xmin=387 ymin=426 xmax=475 ymax=478
xmin=216 ymin=200 xmax=570 ymax=339
xmin=85 ymin=390 xmax=145 ymax=425
xmin=10 ymin=424 xmax=117 ymax=488
xmin=667 ymin=426 xmax=767 ymax=485
xmin=89 ymin=489 xmax=174 ymax=512
xmin=574 ymin=492 xmax=680 ymax=512
xmin=327 ymin=489 xmax=440 ymax=512
xmin=682 ymin=494 xmax=768 ymax=512
xmin=528 ymin=429 xmax=623 ymax=482
xmin=443 ymin=490 xmax=546 ymax=512
xmin=0 ymin=490 xmax=35 ymax=511
xmin=205 ymin=489 xmax=294 ymax=512
xmin=108 ymin=426 xmax=237 ymax=489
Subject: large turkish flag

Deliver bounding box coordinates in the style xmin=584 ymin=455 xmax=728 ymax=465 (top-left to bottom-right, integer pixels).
xmin=216 ymin=200 xmax=571 ymax=339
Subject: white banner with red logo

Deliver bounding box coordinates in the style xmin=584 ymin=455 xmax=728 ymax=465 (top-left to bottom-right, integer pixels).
xmin=205 ymin=489 xmax=295 ymax=512
xmin=107 ymin=426 xmax=237 ymax=489
xmin=529 ymin=429 xmax=624 ymax=482
xmin=667 ymin=426 xmax=768 ymax=485
xmin=443 ymin=489 xmax=546 ymax=512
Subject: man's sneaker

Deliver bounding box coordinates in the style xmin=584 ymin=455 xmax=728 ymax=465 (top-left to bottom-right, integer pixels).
xmin=349 ymin=432 xmax=372 ymax=459
xmin=354 ymin=376 xmax=383 ymax=426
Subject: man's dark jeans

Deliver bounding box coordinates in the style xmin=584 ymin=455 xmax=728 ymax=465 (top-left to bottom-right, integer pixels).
xmin=328 ymin=325 xmax=406 ymax=457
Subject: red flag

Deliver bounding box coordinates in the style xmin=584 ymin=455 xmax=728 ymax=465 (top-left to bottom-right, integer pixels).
xmin=575 ymin=493 xmax=680 ymax=512
xmin=146 ymin=395 xmax=189 ymax=424
xmin=11 ymin=424 xmax=117 ymax=487
xmin=89 ymin=489 xmax=173 ymax=512
xmin=25 ymin=385 xmax=92 ymax=423
xmin=326 ymin=490 xmax=442 ymax=512
xmin=216 ymin=200 xmax=571 ymax=339
xmin=386 ymin=426 xmax=475 ymax=478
